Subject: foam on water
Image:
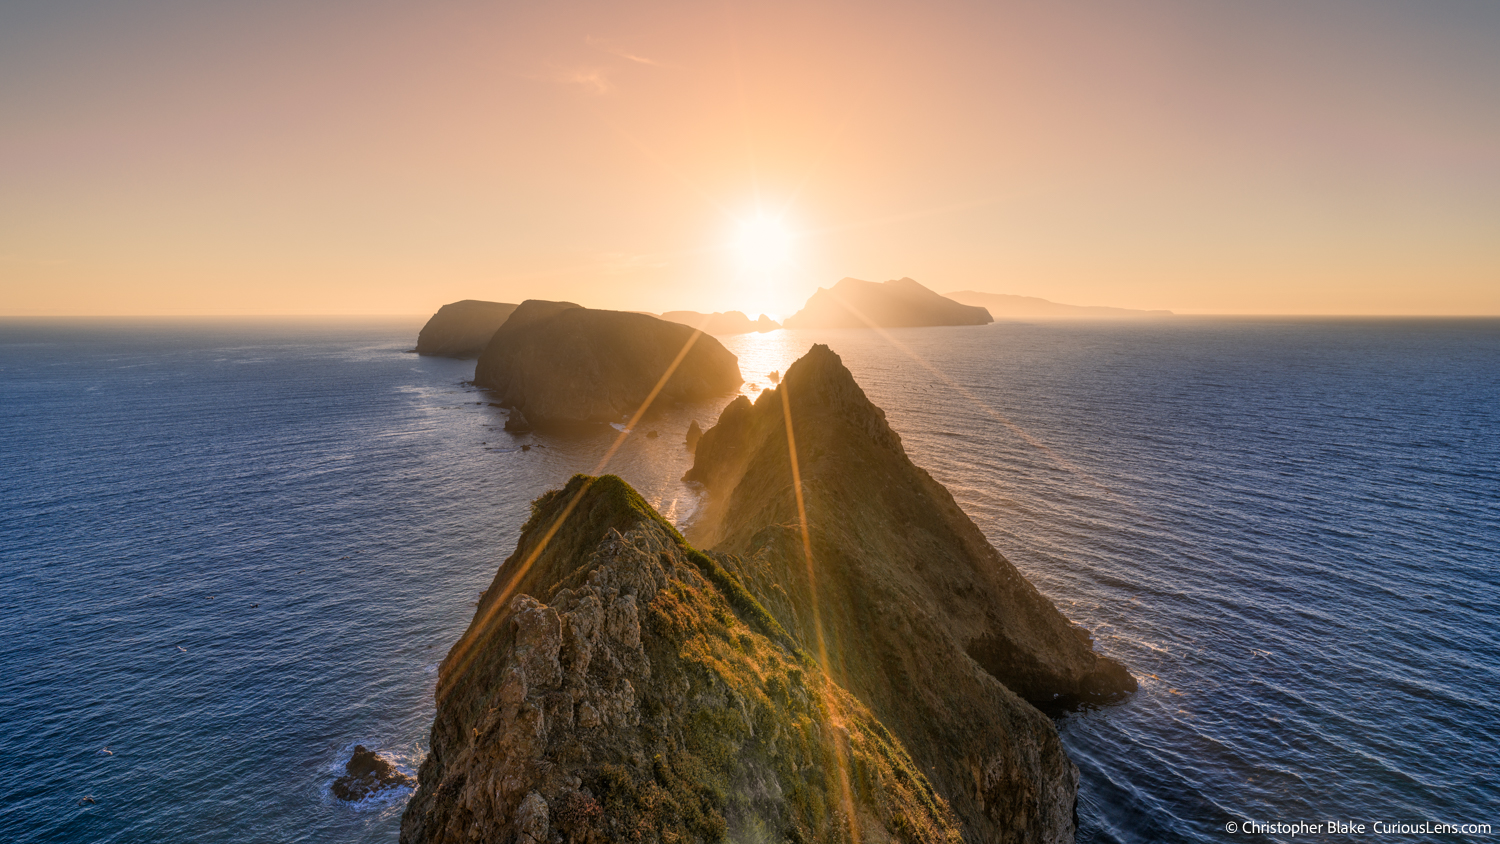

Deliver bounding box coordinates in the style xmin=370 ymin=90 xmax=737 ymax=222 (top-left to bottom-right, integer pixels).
xmin=2 ymin=316 xmax=1496 ymax=843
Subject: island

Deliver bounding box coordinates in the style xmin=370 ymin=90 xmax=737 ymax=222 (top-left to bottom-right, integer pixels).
xmin=402 ymin=344 xmax=1133 ymax=844
xmin=473 ymin=300 xmax=743 ymax=429
xmin=658 ymin=310 xmax=780 ymax=335
xmin=415 ymin=300 xmax=519 ymax=358
xmin=944 ymin=290 xmax=1174 ymax=320
xmin=781 ymin=277 xmax=992 ymax=329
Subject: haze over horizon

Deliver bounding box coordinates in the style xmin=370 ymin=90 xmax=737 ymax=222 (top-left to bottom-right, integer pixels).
xmin=2 ymin=0 xmax=1497 ymax=318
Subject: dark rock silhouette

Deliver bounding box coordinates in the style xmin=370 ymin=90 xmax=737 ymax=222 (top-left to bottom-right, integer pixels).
xmin=944 ymin=290 xmax=1174 ymax=320
xmin=415 ymin=300 xmax=518 ymax=358
xmin=767 ymin=370 xmax=780 ymax=385
xmin=782 ymin=277 xmax=992 ymax=329
xmin=504 ymin=408 xmax=533 ymax=433
xmin=333 ymin=745 xmax=416 ymax=802
xmin=659 ymin=310 xmax=781 ymax=335
xmin=685 ymin=419 xmax=703 ymax=452
xmin=474 ymin=301 xmax=742 ymax=429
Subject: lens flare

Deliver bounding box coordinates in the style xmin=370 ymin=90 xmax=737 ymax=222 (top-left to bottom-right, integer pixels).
xmin=733 ymin=214 xmax=792 ymax=271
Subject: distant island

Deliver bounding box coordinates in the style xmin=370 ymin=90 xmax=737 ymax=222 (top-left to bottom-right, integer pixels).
xmin=473 ymin=300 xmax=742 ymax=429
xmin=402 ymin=345 xmax=1133 ymax=844
xmin=945 ymin=290 xmax=1174 ymax=320
xmin=659 ymin=310 xmax=780 ymax=335
xmin=783 ymin=277 xmax=992 ymax=329
xmin=414 ymin=300 xmax=519 ymax=358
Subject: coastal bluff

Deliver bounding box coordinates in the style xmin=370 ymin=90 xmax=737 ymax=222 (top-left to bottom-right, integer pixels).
xmin=415 ymin=300 xmax=519 ymax=358
xmin=404 ymin=344 xmax=1133 ymax=844
xmin=474 ymin=300 xmax=742 ymax=429
xmin=402 ymin=475 xmax=967 ymax=844
xmin=782 ymin=277 xmax=992 ymax=329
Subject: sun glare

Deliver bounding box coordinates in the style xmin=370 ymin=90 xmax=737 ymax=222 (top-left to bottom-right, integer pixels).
xmin=733 ymin=215 xmax=793 ymax=271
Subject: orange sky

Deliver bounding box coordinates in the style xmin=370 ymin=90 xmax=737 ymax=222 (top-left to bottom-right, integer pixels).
xmin=1 ymin=0 xmax=1497 ymax=317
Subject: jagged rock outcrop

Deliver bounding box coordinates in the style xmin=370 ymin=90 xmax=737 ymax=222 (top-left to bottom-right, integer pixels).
xmin=402 ymin=475 xmax=965 ymax=844
xmin=660 ymin=310 xmax=781 ymax=335
xmin=685 ymin=420 xmax=703 ymax=452
xmin=782 ymin=278 xmax=992 ymax=329
xmin=474 ymin=301 xmax=743 ymax=429
xmin=682 ymin=344 xmax=1134 ymax=841
xmin=333 ymin=745 xmax=416 ymax=801
xmin=406 ymin=346 xmax=1133 ymax=844
xmin=416 ymin=300 xmax=519 ymax=358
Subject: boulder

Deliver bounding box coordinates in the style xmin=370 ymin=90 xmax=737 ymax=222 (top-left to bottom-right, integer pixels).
xmin=333 ymin=745 xmax=416 ymax=802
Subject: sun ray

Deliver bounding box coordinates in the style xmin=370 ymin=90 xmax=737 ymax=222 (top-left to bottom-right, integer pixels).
xmin=439 ymin=316 xmax=713 ymax=690
xmin=779 ymin=380 xmax=861 ymax=844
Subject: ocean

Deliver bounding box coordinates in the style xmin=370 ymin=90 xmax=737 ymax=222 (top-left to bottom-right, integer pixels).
xmin=2 ymin=317 xmax=1495 ymax=843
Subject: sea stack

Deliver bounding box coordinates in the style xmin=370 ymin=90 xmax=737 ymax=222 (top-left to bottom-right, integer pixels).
xmin=782 ymin=277 xmax=992 ymax=329
xmin=405 ymin=344 xmax=1133 ymax=844
xmin=415 ymin=300 xmax=519 ymax=358
xmin=474 ymin=300 xmax=742 ymax=429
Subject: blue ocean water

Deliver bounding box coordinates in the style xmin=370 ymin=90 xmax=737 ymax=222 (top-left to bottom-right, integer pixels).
xmin=2 ymin=317 xmax=1496 ymax=843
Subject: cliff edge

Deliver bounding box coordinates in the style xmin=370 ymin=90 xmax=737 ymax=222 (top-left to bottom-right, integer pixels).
xmin=416 ymin=300 xmax=519 ymax=358
xmin=402 ymin=475 xmax=968 ymax=844
xmin=474 ymin=301 xmax=743 ymax=429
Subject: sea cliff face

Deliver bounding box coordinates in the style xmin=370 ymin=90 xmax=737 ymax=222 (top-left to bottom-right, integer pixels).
xmin=407 ymin=346 xmax=1132 ymax=844
xmin=416 ymin=300 xmax=519 ymax=358
xmin=782 ymin=278 xmax=992 ymax=329
xmin=402 ymin=476 xmax=966 ymax=844
xmin=473 ymin=301 xmax=743 ymax=429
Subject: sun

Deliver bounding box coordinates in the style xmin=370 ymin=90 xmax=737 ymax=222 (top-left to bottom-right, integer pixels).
xmin=733 ymin=214 xmax=793 ymax=272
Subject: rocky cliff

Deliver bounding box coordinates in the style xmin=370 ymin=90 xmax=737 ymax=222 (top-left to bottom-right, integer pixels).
xmin=403 ymin=475 xmax=966 ymax=844
xmin=416 ymin=300 xmax=519 ymax=358
xmin=406 ymin=346 xmax=1133 ymax=844
xmin=474 ymin=301 xmax=743 ymax=429
xmin=782 ymin=278 xmax=992 ymax=329
xmin=660 ymin=311 xmax=781 ymax=335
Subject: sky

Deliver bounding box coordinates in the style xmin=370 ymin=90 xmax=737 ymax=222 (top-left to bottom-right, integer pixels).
xmin=1 ymin=0 xmax=1497 ymax=317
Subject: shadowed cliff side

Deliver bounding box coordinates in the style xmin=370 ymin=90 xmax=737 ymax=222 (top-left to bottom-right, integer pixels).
xmin=683 ymin=344 xmax=1134 ymax=841
xmin=402 ymin=475 xmax=967 ymax=844
xmin=474 ymin=301 xmax=743 ymax=429
xmin=416 ymin=300 xmax=519 ymax=358
xmin=782 ymin=278 xmax=992 ymax=329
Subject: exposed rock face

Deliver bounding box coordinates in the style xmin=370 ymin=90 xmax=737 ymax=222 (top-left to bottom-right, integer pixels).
xmin=406 ymin=346 xmax=1133 ymax=844
xmin=416 ymin=300 xmax=519 ymax=358
xmin=683 ymin=344 xmax=1135 ymax=841
xmin=782 ymin=278 xmax=992 ymax=329
xmin=943 ymin=291 xmax=1173 ymax=320
xmin=402 ymin=476 xmax=964 ymax=844
xmin=685 ymin=420 xmax=703 ymax=452
xmin=333 ymin=745 xmax=416 ymax=801
xmin=474 ymin=301 xmax=743 ymax=429
xmin=660 ymin=310 xmax=782 ymax=335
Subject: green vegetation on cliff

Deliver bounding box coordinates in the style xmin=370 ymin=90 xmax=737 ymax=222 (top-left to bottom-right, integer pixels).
xmin=404 ymin=474 xmax=963 ymax=844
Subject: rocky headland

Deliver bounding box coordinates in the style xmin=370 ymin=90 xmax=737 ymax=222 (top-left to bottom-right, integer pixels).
xmin=416 ymin=300 xmax=519 ymax=358
xmin=659 ymin=310 xmax=781 ymax=335
xmin=404 ymin=343 xmax=1133 ymax=843
xmin=782 ymin=278 xmax=992 ymax=330
xmin=473 ymin=300 xmax=743 ymax=429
